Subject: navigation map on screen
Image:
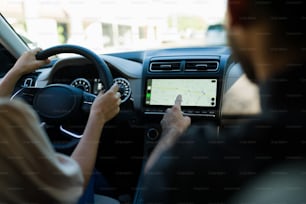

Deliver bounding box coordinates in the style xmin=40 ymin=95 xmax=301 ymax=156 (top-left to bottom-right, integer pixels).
xmin=145 ymin=79 xmax=217 ymax=107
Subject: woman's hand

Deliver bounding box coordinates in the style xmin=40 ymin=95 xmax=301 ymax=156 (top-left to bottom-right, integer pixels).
xmin=0 ymin=48 xmax=50 ymax=97
xmin=89 ymin=83 xmax=121 ymax=126
xmin=12 ymin=48 xmax=50 ymax=77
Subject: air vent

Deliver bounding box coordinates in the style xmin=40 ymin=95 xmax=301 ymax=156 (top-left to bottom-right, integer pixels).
xmin=20 ymin=72 xmax=40 ymax=87
xmin=149 ymin=61 xmax=181 ymax=72
xmin=185 ymin=60 xmax=219 ymax=71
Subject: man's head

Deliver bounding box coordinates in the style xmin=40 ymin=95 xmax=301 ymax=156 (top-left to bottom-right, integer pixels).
xmin=225 ymin=0 xmax=306 ymax=83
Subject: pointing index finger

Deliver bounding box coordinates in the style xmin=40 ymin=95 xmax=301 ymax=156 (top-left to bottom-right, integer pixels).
xmin=110 ymin=82 xmax=119 ymax=92
xmin=174 ymin=94 xmax=182 ymax=110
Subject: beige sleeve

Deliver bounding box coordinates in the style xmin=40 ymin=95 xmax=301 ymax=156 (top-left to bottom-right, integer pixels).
xmin=0 ymin=98 xmax=84 ymax=204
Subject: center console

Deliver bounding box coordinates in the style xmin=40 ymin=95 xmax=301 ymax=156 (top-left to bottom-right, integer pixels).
xmin=140 ymin=49 xmax=230 ymax=156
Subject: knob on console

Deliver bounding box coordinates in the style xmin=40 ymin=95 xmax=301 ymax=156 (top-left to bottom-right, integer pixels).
xmin=146 ymin=128 xmax=159 ymax=141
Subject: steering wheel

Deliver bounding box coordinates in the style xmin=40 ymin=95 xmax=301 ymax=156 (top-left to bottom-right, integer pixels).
xmin=11 ymin=44 xmax=114 ymax=140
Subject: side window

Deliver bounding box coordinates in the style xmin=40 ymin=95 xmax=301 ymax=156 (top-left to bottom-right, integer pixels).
xmin=0 ymin=43 xmax=16 ymax=78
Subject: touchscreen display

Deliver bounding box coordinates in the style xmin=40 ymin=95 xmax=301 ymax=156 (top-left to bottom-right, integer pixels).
xmin=145 ymin=79 xmax=217 ymax=107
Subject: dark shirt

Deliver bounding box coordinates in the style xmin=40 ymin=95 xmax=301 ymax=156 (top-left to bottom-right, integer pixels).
xmin=142 ymin=67 xmax=306 ymax=203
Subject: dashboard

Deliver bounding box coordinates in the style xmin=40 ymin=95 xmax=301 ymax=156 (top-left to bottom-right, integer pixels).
xmin=15 ymin=46 xmax=245 ymax=142
xmin=17 ymin=46 xmax=239 ymax=123
xmin=34 ymin=47 xmax=238 ymax=140
xmin=29 ymin=46 xmax=233 ymax=123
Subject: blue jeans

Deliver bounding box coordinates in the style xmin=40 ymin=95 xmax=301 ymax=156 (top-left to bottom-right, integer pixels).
xmin=78 ymin=169 xmax=113 ymax=204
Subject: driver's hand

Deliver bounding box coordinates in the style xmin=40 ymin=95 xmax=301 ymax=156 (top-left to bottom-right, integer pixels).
xmin=12 ymin=48 xmax=50 ymax=77
xmin=90 ymin=83 xmax=121 ymax=125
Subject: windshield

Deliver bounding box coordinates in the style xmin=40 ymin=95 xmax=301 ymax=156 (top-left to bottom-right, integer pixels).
xmin=1 ymin=0 xmax=227 ymax=53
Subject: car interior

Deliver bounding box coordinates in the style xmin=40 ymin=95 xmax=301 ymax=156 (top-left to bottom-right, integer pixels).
xmin=0 ymin=5 xmax=261 ymax=202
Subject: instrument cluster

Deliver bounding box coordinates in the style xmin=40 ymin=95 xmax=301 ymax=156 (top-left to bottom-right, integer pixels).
xmin=70 ymin=77 xmax=131 ymax=103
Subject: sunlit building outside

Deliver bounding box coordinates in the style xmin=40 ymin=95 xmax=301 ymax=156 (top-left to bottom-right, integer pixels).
xmin=1 ymin=0 xmax=226 ymax=52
